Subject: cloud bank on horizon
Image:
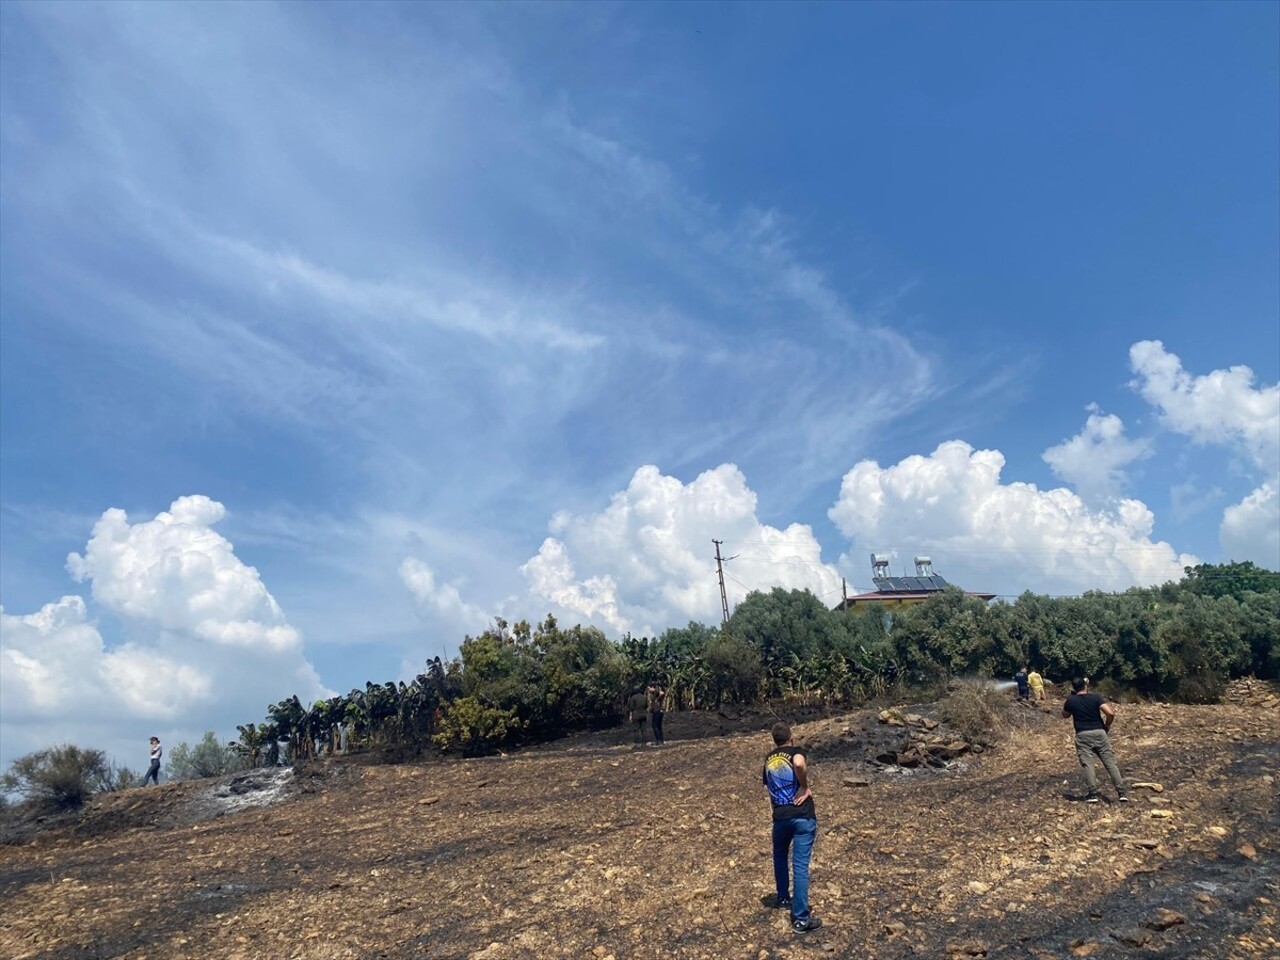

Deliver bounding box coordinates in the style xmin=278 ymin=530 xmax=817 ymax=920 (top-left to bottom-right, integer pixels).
xmin=1 ymin=3 xmax=1277 ymax=768
xmin=524 ymin=342 xmax=1275 ymax=623
xmin=1 ymin=497 xmax=328 ymax=769
xmin=5 ymin=339 xmax=1276 ymax=768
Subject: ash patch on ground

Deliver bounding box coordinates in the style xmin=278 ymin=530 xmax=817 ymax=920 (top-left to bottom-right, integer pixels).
xmin=0 ymin=761 xmax=351 ymax=847
xmin=188 ymin=767 xmax=295 ymax=820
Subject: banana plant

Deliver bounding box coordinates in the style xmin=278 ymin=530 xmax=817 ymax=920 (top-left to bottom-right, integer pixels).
xmin=233 ymin=723 xmax=266 ymax=768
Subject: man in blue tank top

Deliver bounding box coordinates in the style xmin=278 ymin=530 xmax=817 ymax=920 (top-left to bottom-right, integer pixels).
xmin=762 ymin=722 xmax=822 ymax=933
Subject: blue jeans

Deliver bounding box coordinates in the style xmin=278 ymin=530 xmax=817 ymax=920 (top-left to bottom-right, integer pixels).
xmin=771 ymin=816 xmax=817 ymax=921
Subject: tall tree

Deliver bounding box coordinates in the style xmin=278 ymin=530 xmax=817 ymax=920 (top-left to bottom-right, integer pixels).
xmin=1181 ymin=561 xmax=1280 ymax=600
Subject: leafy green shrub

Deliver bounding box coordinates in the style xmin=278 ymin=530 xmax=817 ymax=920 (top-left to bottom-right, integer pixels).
xmin=538 ymin=623 xmax=628 ymax=731
xmin=166 ymin=732 xmax=246 ymax=781
xmin=1181 ymin=561 xmax=1280 ymax=599
xmin=0 ymin=744 xmax=111 ymax=809
xmin=891 ymin=589 xmax=1014 ymax=681
xmin=728 ymin=587 xmax=853 ymax=663
xmin=432 ymin=697 xmax=523 ymax=756
xmin=704 ymin=633 xmax=765 ymax=705
xmin=1238 ymin=590 xmax=1280 ymax=677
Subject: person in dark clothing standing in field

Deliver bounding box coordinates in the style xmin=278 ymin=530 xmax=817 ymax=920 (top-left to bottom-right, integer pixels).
xmin=647 ymin=684 xmax=666 ymax=746
xmin=1062 ymin=678 xmax=1127 ymax=803
xmin=626 ymin=689 xmax=648 ymax=745
xmin=1014 ymin=666 xmax=1030 ymax=701
xmin=762 ymin=723 xmax=822 ymax=933
xmin=143 ymin=737 xmax=162 ymax=786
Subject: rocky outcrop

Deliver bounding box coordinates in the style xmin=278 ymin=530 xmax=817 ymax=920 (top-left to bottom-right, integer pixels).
xmin=873 ymin=707 xmax=973 ymax=768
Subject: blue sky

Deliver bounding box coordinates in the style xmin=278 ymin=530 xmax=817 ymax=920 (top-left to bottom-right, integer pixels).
xmin=1 ymin=2 xmax=1277 ymax=768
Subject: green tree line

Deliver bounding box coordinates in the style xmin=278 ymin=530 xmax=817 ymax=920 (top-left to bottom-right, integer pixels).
xmin=4 ymin=562 xmax=1276 ymax=809
xmin=224 ymin=561 xmax=1275 ymax=763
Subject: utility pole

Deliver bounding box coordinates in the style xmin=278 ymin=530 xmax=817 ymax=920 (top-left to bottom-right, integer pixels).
xmin=713 ymin=539 xmax=733 ymax=625
xmin=842 ymin=576 xmax=848 ymax=611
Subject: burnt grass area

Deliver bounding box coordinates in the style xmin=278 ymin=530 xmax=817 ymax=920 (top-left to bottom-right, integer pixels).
xmin=0 ymin=690 xmax=1276 ymax=960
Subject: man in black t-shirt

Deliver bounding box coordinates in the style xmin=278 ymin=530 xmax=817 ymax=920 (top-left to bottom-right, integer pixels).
xmin=1062 ymin=677 xmax=1127 ymax=803
xmin=762 ymin=723 xmax=822 ymax=933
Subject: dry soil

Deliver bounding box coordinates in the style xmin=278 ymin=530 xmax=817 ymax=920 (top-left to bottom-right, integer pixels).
xmin=1 ymin=688 xmax=1276 ymax=960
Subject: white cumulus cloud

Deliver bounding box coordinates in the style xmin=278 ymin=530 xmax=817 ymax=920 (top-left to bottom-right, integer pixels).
xmin=519 ymin=464 xmax=842 ymax=636
xmin=1130 ymin=340 xmax=1280 ymax=473
xmin=1042 ymin=407 xmax=1153 ymax=501
xmin=66 ymin=495 xmax=300 ymax=652
xmin=828 ymin=440 xmax=1195 ymax=596
xmin=0 ymin=596 xmax=208 ymax=718
xmin=1 ymin=497 xmax=329 ymax=770
xmin=399 ymin=557 xmax=490 ymax=633
xmin=1220 ymin=482 xmax=1280 ymax=568
xmin=1130 ymin=341 xmax=1280 ymax=570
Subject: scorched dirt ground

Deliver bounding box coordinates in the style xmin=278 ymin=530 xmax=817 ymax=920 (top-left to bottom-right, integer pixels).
xmin=1 ymin=692 xmax=1277 ymax=960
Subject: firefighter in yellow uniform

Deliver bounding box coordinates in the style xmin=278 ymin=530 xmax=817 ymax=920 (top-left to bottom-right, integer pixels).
xmin=1027 ymin=668 xmax=1045 ymax=702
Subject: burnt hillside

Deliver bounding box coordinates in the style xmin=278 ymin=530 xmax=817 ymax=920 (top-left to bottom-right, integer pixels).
xmin=1 ymin=686 xmax=1277 ymax=960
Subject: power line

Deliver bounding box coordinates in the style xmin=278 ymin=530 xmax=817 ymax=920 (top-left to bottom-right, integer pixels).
xmin=721 ymin=539 xmax=1194 ymax=555
xmin=731 ymin=555 xmax=834 ymax=567
xmin=847 ymin=544 xmax=1192 ymax=557
xmin=723 ymin=571 xmax=845 ymax=601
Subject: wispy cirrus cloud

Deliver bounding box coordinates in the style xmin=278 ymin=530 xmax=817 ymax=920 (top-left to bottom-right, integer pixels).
xmin=4 ymin=1 xmax=951 ymax=537
xmin=400 ymin=558 xmax=490 ymax=634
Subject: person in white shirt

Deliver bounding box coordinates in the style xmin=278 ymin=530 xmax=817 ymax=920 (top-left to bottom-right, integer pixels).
xmin=143 ymin=737 xmax=162 ymax=786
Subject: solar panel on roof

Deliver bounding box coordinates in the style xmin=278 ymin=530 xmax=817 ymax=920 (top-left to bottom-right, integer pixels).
xmin=856 ymin=570 xmax=963 ymax=600
xmin=869 ymin=574 xmax=956 ymax=594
